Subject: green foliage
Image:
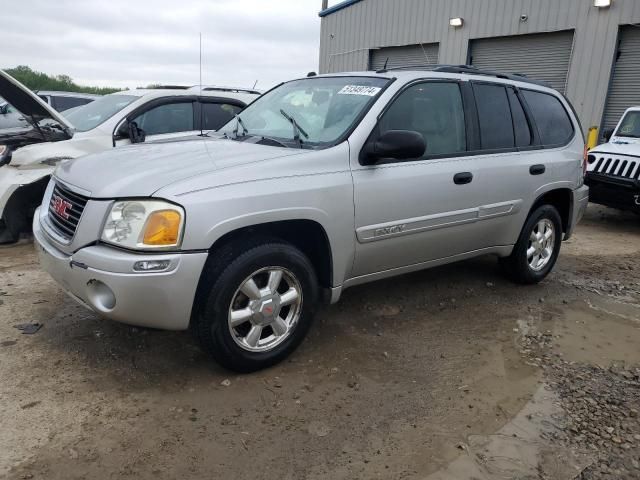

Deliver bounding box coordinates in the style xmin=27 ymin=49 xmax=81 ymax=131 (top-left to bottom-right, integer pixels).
xmin=4 ymin=65 xmax=121 ymax=95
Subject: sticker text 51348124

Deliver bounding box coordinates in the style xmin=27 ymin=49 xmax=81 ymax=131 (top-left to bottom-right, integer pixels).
xmin=338 ymin=85 xmax=382 ymax=97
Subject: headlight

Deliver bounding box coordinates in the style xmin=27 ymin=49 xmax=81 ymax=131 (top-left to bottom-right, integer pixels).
xmin=101 ymin=200 xmax=185 ymax=250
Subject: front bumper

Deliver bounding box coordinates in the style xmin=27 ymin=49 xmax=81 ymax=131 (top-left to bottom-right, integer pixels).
xmin=585 ymin=174 xmax=640 ymax=213
xmin=33 ymin=208 xmax=208 ymax=330
xmin=565 ymin=184 xmax=589 ymax=240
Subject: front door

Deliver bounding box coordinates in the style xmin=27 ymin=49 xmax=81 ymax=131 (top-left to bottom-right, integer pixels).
xmin=115 ymin=99 xmax=199 ymax=147
xmin=351 ymin=80 xmax=487 ymax=277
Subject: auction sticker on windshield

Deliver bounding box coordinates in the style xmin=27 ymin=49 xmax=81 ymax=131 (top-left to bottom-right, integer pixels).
xmin=338 ymin=85 xmax=382 ymax=96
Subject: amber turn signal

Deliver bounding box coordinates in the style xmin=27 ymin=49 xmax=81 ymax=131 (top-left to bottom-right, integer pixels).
xmin=142 ymin=210 xmax=182 ymax=246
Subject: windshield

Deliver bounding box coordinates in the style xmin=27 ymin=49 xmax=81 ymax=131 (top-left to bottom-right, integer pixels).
xmin=64 ymin=94 xmax=137 ymax=132
xmin=218 ymin=76 xmax=390 ymax=147
xmin=615 ymin=111 xmax=640 ymax=138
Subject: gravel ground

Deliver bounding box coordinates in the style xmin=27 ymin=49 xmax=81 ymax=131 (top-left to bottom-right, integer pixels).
xmin=0 ymin=204 xmax=639 ymax=479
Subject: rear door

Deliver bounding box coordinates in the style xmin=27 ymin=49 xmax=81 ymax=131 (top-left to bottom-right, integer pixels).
xmin=467 ymin=83 xmax=579 ymax=247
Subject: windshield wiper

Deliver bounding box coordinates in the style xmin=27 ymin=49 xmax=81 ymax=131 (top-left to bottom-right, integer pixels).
xmin=279 ymin=109 xmax=308 ymax=148
xmin=232 ymin=114 xmax=249 ymax=139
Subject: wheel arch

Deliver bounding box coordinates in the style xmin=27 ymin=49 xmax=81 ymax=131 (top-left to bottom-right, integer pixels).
xmin=206 ymin=219 xmax=334 ymax=289
xmin=529 ymin=185 xmax=573 ymax=236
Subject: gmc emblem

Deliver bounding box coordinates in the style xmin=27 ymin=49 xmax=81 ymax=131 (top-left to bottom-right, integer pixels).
xmin=52 ymin=195 xmax=72 ymax=219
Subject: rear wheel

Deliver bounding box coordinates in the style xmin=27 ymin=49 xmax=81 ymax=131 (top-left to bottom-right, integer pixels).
xmin=501 ymin=205 xmax=563 ymax=284
xmin=193 ymin=238 xmax=318 ymax=372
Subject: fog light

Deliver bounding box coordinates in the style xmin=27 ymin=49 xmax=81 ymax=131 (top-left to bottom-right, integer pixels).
xmin=86 ymin=279 xmax=116 ymax=312
xmin=133 ymin=259 xmax=171 ymax=272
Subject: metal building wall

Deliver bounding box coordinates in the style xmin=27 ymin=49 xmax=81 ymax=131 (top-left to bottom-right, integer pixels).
xmin=318 ymin=0 xmax=640 ymax=134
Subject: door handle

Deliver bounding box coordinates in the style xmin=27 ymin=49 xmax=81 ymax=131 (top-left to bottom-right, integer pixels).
xmin=529 ymin=164 xmax=546 ymax=175
xmin=453 ymin=172 xmax=473 ymax=185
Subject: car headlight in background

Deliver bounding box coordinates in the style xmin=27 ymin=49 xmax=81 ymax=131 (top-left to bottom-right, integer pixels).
xmin=101 ymin=200 xmax=185 ymax=250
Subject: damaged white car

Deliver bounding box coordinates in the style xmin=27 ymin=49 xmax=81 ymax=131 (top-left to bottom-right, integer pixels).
xmin=0 ymin=70 xmax=260 ymax=243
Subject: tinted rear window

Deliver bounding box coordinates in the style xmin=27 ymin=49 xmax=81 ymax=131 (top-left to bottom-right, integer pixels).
xmin=522 ymin=90 xmax=574 ymax=146
xmin=473 ymin=83 xmax=514 ymax=150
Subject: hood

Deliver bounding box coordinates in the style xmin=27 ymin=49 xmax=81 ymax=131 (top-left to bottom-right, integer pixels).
xmin=0 ymin=69 xmax=73 ymax=133
xmin=54 ymin=137 xmax=303 ymax=198
xmin=591 ymin=140 xmax=640 ymax=157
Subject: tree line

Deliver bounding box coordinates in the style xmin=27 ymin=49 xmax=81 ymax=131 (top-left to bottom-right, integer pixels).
xmin=4 ymin=65 xmax=121 ymax=95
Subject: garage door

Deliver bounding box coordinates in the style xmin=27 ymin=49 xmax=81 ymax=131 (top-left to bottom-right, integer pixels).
xmin=470 ymin=31 xmax=574 ymax=93
xmin=602 ymin=26 xmax=640 ymax=132
xmin=369 ymin=43 xmax=439 ymax=71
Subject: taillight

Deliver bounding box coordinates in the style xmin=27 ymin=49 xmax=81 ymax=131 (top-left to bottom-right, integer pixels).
xmin=582 ymin=145 xmax=588 ymax=176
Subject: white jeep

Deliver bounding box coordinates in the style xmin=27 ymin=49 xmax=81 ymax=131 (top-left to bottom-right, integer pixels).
xmin=586 ymin=107 xmax=640 ymax=213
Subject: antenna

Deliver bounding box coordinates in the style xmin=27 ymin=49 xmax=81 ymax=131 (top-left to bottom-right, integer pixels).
xmin=383 ymin=57 xmax=389 ymax=70
xmin=252 ymin=79 xmax=258 ymax=89
xmin=199 ymin=32 xmax=204 ymax=137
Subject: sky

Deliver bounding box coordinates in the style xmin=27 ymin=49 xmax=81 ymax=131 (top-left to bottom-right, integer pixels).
xmin=3 ymin=0 xmax=339 ymax=91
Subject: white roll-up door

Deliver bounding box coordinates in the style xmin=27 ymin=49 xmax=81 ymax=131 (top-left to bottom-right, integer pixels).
xmin=369 ymin=43 xmax=439 ymax=71
xmin=470 ymin=31 xmax=574 ymax=93
xmin=602 ymin=26 xmax=640 ymax=132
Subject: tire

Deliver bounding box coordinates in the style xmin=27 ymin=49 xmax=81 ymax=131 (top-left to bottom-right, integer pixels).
xmin=0 ymin=213 xmax=23 ymax=244
xmin=501 ymin=205 xmax=563 ymax=285
xmin=193 ymin=237 xmax=319 ymax=372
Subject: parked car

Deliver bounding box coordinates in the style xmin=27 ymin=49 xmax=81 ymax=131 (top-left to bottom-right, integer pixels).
xmin=33 ymin=67 xmax=588 ymax=372
xmin=0 ymin=70 xmax=260 ymax=243
xmin=34 ymin=90 xmax=100 ymax=113
xmin=585 ymin=107 xmax=640 ymax=213
xmin=0 ymin=91 xmax=99 ymax=131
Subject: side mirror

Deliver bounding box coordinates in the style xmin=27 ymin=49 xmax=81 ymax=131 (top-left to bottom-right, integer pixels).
xmin=602 ymin=128 xmax=614 ymax=142
xmin=0 ymin=105 xmax=7 ymax=115
xmin=127 ymin=121 xmax=146 ymax=144
xmin=361 ymin=130 xmax=426 ymax=165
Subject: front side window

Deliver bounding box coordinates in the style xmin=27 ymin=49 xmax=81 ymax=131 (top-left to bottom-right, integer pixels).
xmin=378 ymin=81 xmax=466 ymax=157
xmin=132 ymin=102 xmax=194 ymax=135
xmin=474 ymin=83 xmax=515 ymax=150
xmin=522 ymin=90 xmax=574 ymax=146
xmin=65 ymin=94 xmax=138 ymax=132
xmin=219 ymin=76 xmax=390 ymax=148
xmin=615 ymin=111 xmax=640 ymax=138
xmin=202 ymin=102 xmax=242 ymax=130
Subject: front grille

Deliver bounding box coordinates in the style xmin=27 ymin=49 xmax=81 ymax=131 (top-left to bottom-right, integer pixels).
xmin=587 ymin=153 xmax=640 ymax=181
xmin=47 ymin=182 xmax=88 ymax=240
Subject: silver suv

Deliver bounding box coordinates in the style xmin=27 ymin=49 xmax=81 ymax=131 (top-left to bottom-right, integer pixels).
xmin=34 ymin=67 xmax=589 ymax=372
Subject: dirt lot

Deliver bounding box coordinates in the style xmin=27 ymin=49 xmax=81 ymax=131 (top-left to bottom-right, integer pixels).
xmin=1 ymin=205 xmax=639 ymax=480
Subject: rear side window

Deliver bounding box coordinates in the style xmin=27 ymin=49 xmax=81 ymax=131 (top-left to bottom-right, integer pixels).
xmin=507 ymin=88 xmax=532 ymax=147
xmin=473 ymin=83 xmax=514 ymax=150
xmin=201 ymin=102 xmax=243 ymax=130
xmin=522 ymin=90 xmax=574 ymax=146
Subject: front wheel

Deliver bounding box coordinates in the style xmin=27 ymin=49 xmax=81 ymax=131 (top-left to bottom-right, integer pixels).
xmin=193 ymin=239 xmax=318 ymax=372
xmin=501 ymin=205 xmax=563 ymax=284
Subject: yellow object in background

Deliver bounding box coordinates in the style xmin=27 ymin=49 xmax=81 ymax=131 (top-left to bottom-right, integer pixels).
xmin=587 ymin=126 xmax=599 ymax=150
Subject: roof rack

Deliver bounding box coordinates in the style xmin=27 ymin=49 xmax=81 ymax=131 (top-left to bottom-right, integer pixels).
xmin=139 ymin=85 xmax=191 ymax=90
xmin=193 ymin=85 xmax=262 ymax=95
xmin=375 ymin=64 xmax=552 ymax=88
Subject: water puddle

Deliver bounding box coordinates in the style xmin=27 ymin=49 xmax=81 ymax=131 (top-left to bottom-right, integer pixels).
xmin=426 ymin=385 xmax=591 ymax=479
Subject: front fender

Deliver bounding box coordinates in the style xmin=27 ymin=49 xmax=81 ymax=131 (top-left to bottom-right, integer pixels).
xmin=0 ymin=165 xmax=53 ymax=218
xmin=178 ymin=172 xmax=356 ymax=287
